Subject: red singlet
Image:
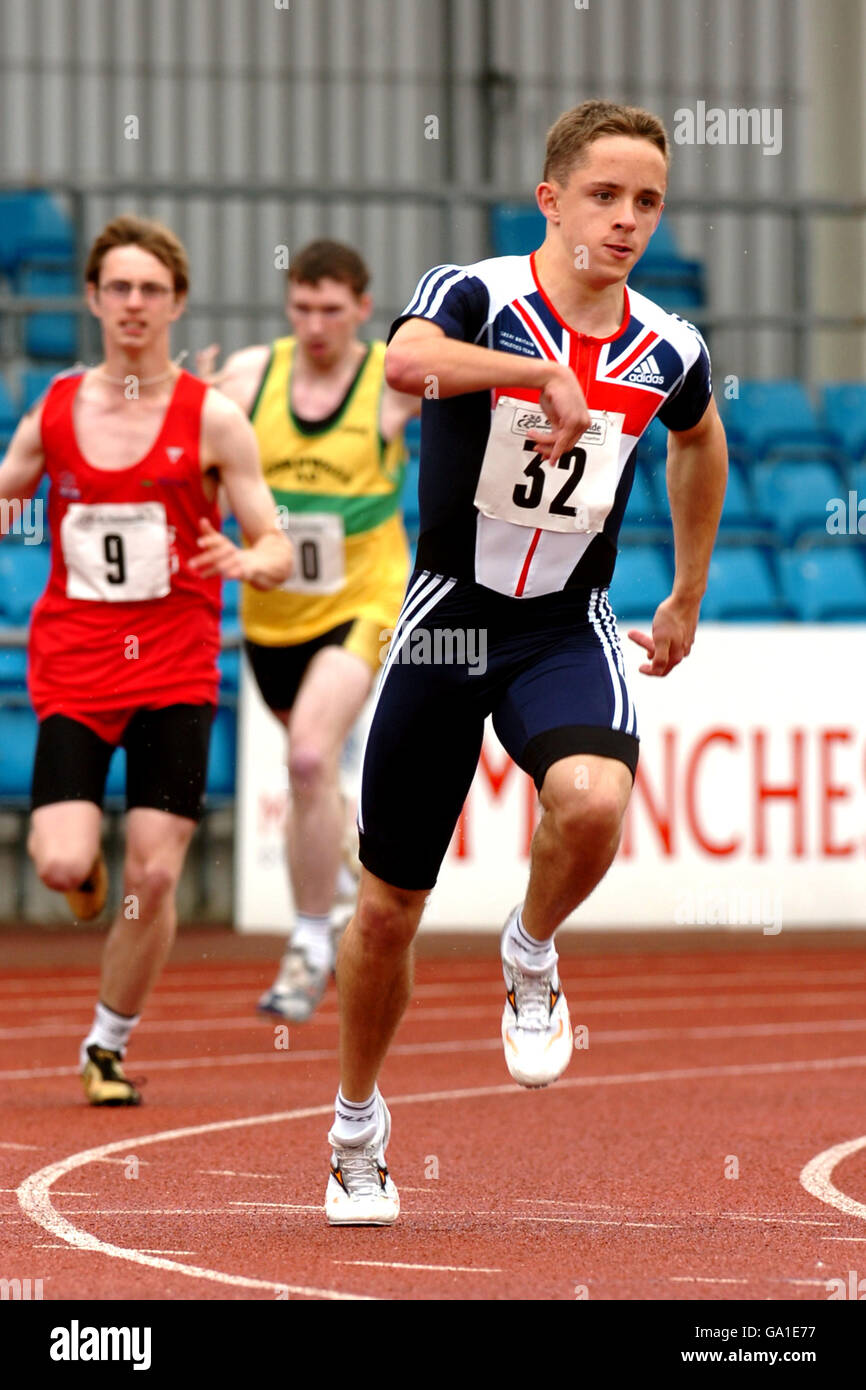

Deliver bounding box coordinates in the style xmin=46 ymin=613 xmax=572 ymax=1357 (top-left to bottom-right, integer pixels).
xmin=28 ymin=370 xmax=222 ymax=739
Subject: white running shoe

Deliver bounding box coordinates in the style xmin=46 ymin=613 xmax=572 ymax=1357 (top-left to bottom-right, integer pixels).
xmin=257 ymin=947 xmax=330 ymax=1023
xmin=500 ymin=912 xmax=574 ymax=1089
xmin=325 ymin=1094 xmax=400 ymax=1226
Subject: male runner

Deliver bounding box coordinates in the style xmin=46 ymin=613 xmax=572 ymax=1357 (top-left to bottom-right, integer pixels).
xmin=324 ymin=100 xmax=728 ymax=1222
xmin=199 ymin=240 xmax=418 ymax=1022
xmin=0 ymin=214 xmax=292 ymax=1104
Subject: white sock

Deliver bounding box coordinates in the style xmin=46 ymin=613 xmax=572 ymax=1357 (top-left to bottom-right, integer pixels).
xmin=80 ymin=1000 xmax=140 ymax=1069
xmin=291 ymin=912 xmax=334 ymax=973
xmin=329 ymin=1087 xmax=380 ymax=1146
xmin=505 ymin=908 xmax=558 ymax=973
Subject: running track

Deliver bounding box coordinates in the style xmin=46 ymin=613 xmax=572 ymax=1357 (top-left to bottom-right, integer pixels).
xmin=2 ymin=927 xmax=866 ymax=1302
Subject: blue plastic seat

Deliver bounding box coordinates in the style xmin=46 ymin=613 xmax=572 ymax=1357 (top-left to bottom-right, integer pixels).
xmin=718 ymin=463 xmax=755 ymax=529
xmin=701 ymin=547 xmax=789 ymax=620
xmin=625 ymin=468 xmax=665 ymax=526
xmin=607 ymin=545 xmax=672 ymax=618
xmin=21 ymin=367 xmax=60 ymax=412
xmin=820 ymin=383 xmax=866 ymax=460
xmin=0 ymin=191 xmax=75 ymax=275
xmin=207 ymin=705 xmax=237 ymax=799
xmin=0 ymin=376 xmax=19 ymax=441
xmin=779 ymin=548 xmax=866 ymax=621
xmin=218 ymin=646 xmax=240 ymax=694
xmin=104 ymin=746 xmax=128 ymax=801
xmin=752 ymin=460 xmax=844 ymax=545
xmin=0 ymin=706 xmax=39 ymax=799
xmin=491 ymin=205 xmax=546 ymax=257
xmin=400 ymin=454 xmax=421 ymax=536
xmin=20 ymin=267 xmax=78 ymax=360
xmin=723 ymin=381 xmax=835 ymax=461
xmin=0 ymin=646 xmax=28 ymax=688
xmin=0 ymin=544 xmax=51 ymax=623
xmin=403 ymin=417 xmax=421 ymax=454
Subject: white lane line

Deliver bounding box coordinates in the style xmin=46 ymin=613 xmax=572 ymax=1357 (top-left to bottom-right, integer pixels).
xmin=20 ymin=1058 xmax=866 ymax=1301
xmin=201 ymin=1170 xmax=284 ymax=1180
xmin=800 ymin=1134 xmax=866 ymax=1221
xmin=823 ymin=1236 xmax=866 ymax=1242
xmin=335 ymin=1260 xmax=503 ymax=1274
xmin=669 ymin=1276 xmax=749 ymax=1285
xmin=0 ymin=1141 xmax=41 ymax=1149
xmin=515 ymin=1215 xmax=680 ymax=1229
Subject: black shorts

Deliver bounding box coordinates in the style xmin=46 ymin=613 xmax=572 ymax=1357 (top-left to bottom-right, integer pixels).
xmin=357 ymin=571 xmax=640 ymax=891
xmin=244 ymin=624 xmax=354 ymax=712
xmin=31 ymin=704 xmax=216 ymax=821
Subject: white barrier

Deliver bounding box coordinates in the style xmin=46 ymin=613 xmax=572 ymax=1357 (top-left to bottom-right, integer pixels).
xmin=235 ymin=624 xmax=866 ymax=932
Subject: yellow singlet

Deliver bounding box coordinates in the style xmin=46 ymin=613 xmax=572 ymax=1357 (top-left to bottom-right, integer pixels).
xmin=242 ymin=337 xmax=410 ymax=671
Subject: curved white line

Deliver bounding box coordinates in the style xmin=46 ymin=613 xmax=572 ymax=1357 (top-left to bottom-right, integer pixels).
xmin=20 ymin=1059 xmax=866 ymax=1298
xmin=800 ymin=1135 xmax=866 ymax=1221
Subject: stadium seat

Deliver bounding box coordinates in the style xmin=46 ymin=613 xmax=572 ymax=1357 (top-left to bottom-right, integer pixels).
xmin=607 ymin=545 xmax=673 ymax=618
xmin=820 ymin=383 xmax=866 ymax=461
xmin=207 ymin=705 xmax=237 ymax=799
xmin=0 ymin=646 xmax=28 ymax=688
xmin=752 ymin=460 xmax=844 ymax=545
xmin=20 ymin=266 xmax=78 ymax=360
xmin=403 ymin=417 xmax=421 ymax=454
xmin=779 ymin=548 xmax=866 ymax=621
xmin=0 ymin=544 xmax=51 ymax=623
xmin=218 ymin=645 xmax=240 ymax=694
xmin=624 ymin=467 xmax=665 ymax=527
xmin=491 ymin=204 xmax=545 ymax=257
xmin=0 ymin=191 xmax=75 ymax=275
xmin=0 ymin=705 xmax=39 ymax=799
xmin=21 ymin=367 xmax=60 ymax=412
xmin=401 ymin=453 xmax=421 ymax=537
xmin=723 ymin=381 xmax=836 ymax=462
xmin=105 ymin=746 xmax=128 ymax=801
xmin=0 ymin=376 xmax=19 ymax=443
xmin=701 ymin=546 xmax=791 ymax=620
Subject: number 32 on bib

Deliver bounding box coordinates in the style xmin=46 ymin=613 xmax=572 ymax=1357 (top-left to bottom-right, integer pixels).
xmin=474 ymin=396 xmax=624 ymax=534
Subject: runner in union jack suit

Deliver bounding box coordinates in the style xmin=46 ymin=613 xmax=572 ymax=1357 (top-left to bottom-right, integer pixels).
xmin=321 ymin=100 xmax=728 ymax=1224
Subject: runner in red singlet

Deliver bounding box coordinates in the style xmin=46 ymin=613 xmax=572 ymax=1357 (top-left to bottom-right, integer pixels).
xmin=0 ymin=215 xmax=292 ymax=1104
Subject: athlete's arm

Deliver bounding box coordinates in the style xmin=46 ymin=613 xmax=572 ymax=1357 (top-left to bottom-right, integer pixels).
xmin=0 ymin=404 xmax=46 ymax=537
xmin=628 ymin=396 xmax=728 ymax=677
xmin=385 ymin=318 xmax=590 ymax=462
xmin=192 ymin=389 xmax=293 ymax=590
xmin=379 ymin=383 xmax=421 ymax=442
xmin=195 ymin=344 xmax=270 ymax=418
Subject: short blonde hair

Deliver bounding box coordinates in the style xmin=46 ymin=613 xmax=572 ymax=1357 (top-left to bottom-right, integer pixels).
xmin=85 ymin=214 xmax=190 ymax=294
xmin=544 ymin=99 xmax=669 ymax=184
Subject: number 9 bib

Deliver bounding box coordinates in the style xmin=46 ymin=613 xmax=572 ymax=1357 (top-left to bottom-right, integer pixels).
xmin=473 ymin=396 xmax=625 ymax=534
xmin=60 ymin=502 xmax=171 ymax=601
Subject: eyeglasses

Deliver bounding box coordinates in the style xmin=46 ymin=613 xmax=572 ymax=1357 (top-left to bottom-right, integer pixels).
xmin=99 ymin=280 xmax=175 ymax=301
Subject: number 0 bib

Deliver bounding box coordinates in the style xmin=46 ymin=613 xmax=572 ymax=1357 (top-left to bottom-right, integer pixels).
xmin=474 ymin=396 xmax=624 ymax=534
xmin=60 ymin=502 xmax=171 ymax=601
xmin=280 ymin=512 xmax=346 ymax=595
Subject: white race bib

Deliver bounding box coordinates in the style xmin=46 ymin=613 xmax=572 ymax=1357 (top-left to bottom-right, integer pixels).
xmin=280 ymin=512 xmax=345 ymax=595
xmin=61 ymin=502 xmax=171 ymax=601
xmin=473 ymin=396 xmax=624 ymax=534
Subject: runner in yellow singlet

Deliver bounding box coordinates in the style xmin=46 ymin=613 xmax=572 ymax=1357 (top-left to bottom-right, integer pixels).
xmin=198 ymin=241 xmax=419 ymax=1020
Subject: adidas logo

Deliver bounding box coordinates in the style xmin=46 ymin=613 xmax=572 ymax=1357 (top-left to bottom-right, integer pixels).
xmin=166 ymin=446 xmax=184 ymax=463
xmin=626 ymin=353 xmax=665 ymax=386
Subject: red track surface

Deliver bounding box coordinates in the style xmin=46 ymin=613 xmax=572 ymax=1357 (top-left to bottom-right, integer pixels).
xmin=3 ymin=928 xmax=866 ymax=1302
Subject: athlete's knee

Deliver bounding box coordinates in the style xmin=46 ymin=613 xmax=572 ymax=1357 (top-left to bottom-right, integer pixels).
xmin=288 ymin=740 xmax=335 ymax=796
xmin=34 ymin=849 xmax=96 ymax=892
xmin=124 ymin=857 xmax=179 ymax=909
xmin=548 ymin=784 xmax=626 ymax=850
xmin=353 ymin=887 xmax=422 ymax=954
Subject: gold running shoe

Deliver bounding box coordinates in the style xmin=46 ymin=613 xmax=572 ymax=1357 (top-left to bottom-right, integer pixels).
xmin=64 ymin=854 xmax=108 ymax=921
xmin=81 ymin=1045 xmax=142 ymax=1106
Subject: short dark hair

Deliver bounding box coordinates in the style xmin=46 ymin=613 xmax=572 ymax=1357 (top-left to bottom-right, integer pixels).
xmin=287 ymin=239 xmax=370 ymax=296
xmin=544 ymin=99 xmax=670 ymax=184
xmin=85 ymin=214 xmax=189 ymax=294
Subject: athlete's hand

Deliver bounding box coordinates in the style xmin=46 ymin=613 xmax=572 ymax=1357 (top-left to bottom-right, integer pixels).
xmin=628 ymin=595 xmax=700 ymax=677
xmin=195 ymin=343 xmax=222 ymax=380
xmin=188 ymin=517 xmax=247 ymax=580
xmin=527 ymin=365 xmax=592 ymax=462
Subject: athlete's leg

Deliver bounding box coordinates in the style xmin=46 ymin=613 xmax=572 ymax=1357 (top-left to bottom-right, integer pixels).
xmin=285 ymin=644 xmax=373 ymax=916
xmin=336 ymin=869 xmax=428 ymax=1100
xmin=98 ymin=806 xmax=197 ymax=1016
xmin=522 ymin=753 xmax=633 ymax=940
xmin=28 ymin=801 xmax=103 ymax=892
